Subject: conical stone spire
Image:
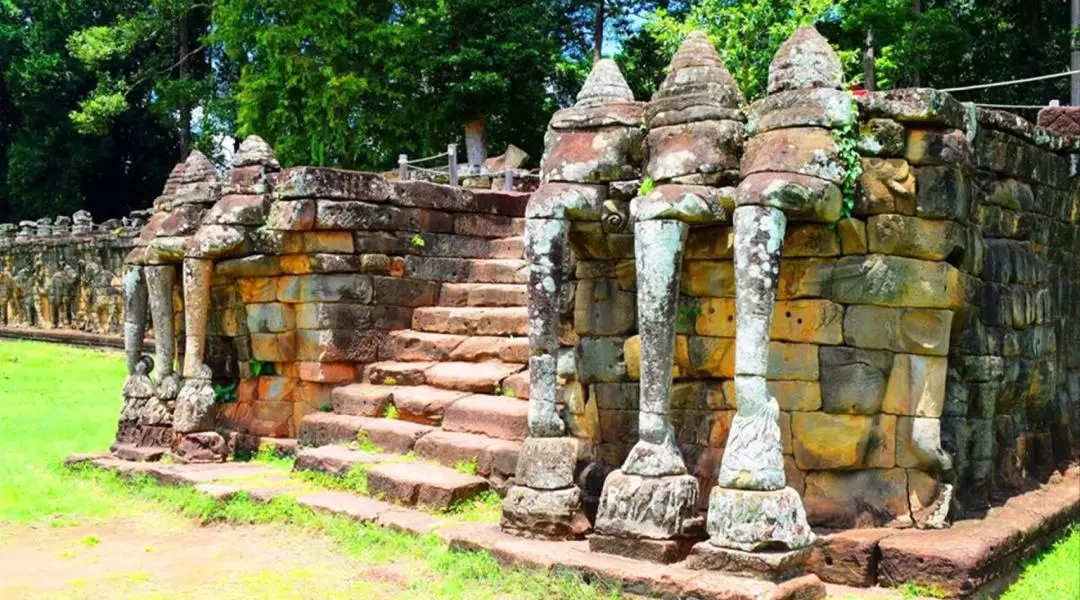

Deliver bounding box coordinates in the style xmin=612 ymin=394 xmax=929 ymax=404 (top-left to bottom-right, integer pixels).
xmin=648 ymin=30 xmax=742 ymax=126
xmin=576 ymin=58 xmax=634 ymax=108
xmin=180 ymin=150 xmax=219 ymax=184
xmin=767 ymin=26 xmax=843 ymax=94
xmin=233 ymin=135 xmax=280 ymax=170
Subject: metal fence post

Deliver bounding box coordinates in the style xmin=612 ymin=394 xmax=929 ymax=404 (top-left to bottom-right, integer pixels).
xmin=398 ymin=154 xmax=409 ymax=180
xmin=448 ymin=144 xmax=458 ymax=187
xmin=504 ymin=168 xmax=514 ymax=191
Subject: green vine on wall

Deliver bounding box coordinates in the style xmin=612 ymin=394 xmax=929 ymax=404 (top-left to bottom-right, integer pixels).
xmin=832 ymin=102 xmax=863 ymax=222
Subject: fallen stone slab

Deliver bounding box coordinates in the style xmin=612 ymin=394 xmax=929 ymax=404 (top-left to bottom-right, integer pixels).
xmin=111 ymin=443 xmax=167 ymax=462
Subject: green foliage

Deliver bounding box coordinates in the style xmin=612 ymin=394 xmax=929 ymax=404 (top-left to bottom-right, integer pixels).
xmin=80 ymin=534 xmax=101 ymax=547
xmin=248 ymin=359 xmax=275 ymax=378
xmin=213 ymin=381 xmax=238 ymax=404
xmin=410 ymin=234 xmax=426 ymax=248
xmin=832 ymin=102 xmax=862 ymax=221
xmin=382 ymin=376 xmax=398 ymax=386
xmin=647 ymin=0 xmax=840 ymax=100
xmin=319 ymin=401 xmax=332 ymax=413
xmin=382 ymin=404 xmax=399 ymax=420
xmin=638 ymin=176 xmax=655 ymax=196
xmin=453 ymin=459 xmax=479 ymax=476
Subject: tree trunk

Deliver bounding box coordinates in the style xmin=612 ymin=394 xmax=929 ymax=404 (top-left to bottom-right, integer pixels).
xmin=592 ymin=0 xmax=605 ymax=63
xmin=910 ymin=0 xmax=922 ymax=87
xmin=177 ymin=17 xmax=191 ymax=161
xmin=464 ymin=118 xmax=487 ymax=167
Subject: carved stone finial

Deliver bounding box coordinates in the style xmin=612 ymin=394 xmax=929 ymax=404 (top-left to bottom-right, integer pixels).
xmin=232 ymin=135 xmax=280 ymax=170
xmin=649 ymin=30 xmax=742 ymax=119
xmin=576 ymin=59 xmax=635 ymax=108
xmin=767 ymin=26 xmax=843 ymax=94
xmin=180 ymin=150 xmax=218 ymax=183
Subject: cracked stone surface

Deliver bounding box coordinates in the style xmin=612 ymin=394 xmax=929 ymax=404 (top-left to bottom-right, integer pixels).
xmin=706 ymin=486 xmax=815 ymax=552
xmin=595 ymin=470 xmax=702 ymax=540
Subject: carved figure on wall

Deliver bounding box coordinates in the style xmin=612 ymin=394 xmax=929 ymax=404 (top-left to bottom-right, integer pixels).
xmin=12 ymin=265 xmax=39 ymax=327
xmin=85 ymin=261 xmax=122 ymax=333
xmin=0 ymin=270 xmax=12 ymax=326
xmin=46 ymin=262 xmax=79 ymax=329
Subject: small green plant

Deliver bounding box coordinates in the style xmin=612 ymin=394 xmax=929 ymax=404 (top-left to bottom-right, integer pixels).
xmin=444 ymin=490 xmax=502 ymax=522
xmin=80 ymin=535 xmax=101 ymax=547
xmin=354 ymin=430 xmax=381 ymax=454
xmin=213 ymin=381 xmax=238 ymax=403
xmin=492 ymin=385 xmax=502 ymax=395
xmin=453 ymin=458 xmax=478 ymax=476
xmin=899 ymin=581 xmax=948 ymax=599
xmin=637 ymin=176 xmax=655 ymax=196
xmin=674 ymin=297 xmax=702 ymax=332
xmin=382 ymin=404 xmax=399 ymax=420
xmin=410 ymin=234 xmax=426 ymax=248
xmin=501 ymin=386 xmax=517 ymax=398
xmin=248 ymin=359 xmax=275 ymax=378
xmin=319 ymin=401 xmax=332 ymax=412
xmin=382 ymin=376 xmax=398 ymax=385
xmin=833 ymin=102 xmax=863 ymax=222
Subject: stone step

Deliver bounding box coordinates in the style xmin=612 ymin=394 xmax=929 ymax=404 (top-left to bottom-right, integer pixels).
xmin=412 ymin=306 xmax=528 ymax=336
xmin=501 ymin=369 xmax=531 ymax=399
xmin=367 ymin=462 xmax=488 ymax=509
xmin=293 ymin=445 xmax=385 ymax=476
xmin=424 ymin=361 xmax=526 ymax=394
xmin=363 ymin=361 xmax=435 ymax=386
xmin=489 ymin=236 xmax=524 ymax=259
xmin=438 ymin=283 xmax=527 ymax=307
xmin=379 ymin=330 xmax=527 ymax=364
xmin=405 ymin=256 xmax=528 ymax=284
xmin=414 ymin=430 xmax=521 ymax=481
xmin=331 ymin=382 xmax=468 ymax=425
xmin=297 ymin=413 xmax=434 ymax=453
xmin=330 ymin=384 xmax=393 ymax=417
xmin=441 ymin=394 xmax=529 ymax=441
xmin=380 ymin=330 xmax=467 ymax=362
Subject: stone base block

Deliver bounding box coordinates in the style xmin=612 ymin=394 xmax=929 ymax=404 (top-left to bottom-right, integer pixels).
xmin=172 ymin=431 xmax=229 ymax=464
xmin=685 ymin=542 xmax=812 ymax=582
xmin=707 ymin=486 xmax=815 ymax=552
xmin=500 ymin=485 xmax=590 ymax=540
xmin=595 ymin=470 xmax=703 ymax=539
xmin=588 ymin=534 xmax=696 ymax=564
xmin=806 ymin=527 xmax=895 ymax=587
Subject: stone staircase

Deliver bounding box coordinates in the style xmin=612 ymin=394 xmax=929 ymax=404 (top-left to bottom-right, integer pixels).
xmin=295 ymin=232 xmax=532 ymax=509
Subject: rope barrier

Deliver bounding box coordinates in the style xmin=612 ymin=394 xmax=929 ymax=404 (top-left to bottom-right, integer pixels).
xmin=405 ymin=151 xmax=450 ymax=164
xmin=408 ymin=165 xmax=450 ymax=175
xmin=974 ymin=103 xmax=1048 ymax=109
xmin=942 ymin=69 xmax=1080 ymax=93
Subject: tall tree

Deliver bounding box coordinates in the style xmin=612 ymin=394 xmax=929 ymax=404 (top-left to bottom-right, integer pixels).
xmin=0 ymin=0 xmax=178 ymax=222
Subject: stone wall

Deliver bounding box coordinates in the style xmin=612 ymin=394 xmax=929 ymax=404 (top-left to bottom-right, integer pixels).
xmin=117 ymin=136 xmax=530 ymax=451
xmin=525 ymin=54 xmax=1079 ymax=530
xmin=0 ymin=213 xmax=143 ymax=334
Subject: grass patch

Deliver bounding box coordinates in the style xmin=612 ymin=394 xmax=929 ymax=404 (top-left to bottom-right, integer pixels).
xmin=898 ymin=581 xmax=947 ymax=599
xmin=296 ymin=464 xmax=371 ymax=496
xmin=383 ymin=404 xmax=400 ymax=420
xmin=1001 ymin=523 xmax=1080 ymax=600
xmin=355 ymin=430 xmax=381 ymax=453
xmin=443 ymin=490 xmax=502 ymax=524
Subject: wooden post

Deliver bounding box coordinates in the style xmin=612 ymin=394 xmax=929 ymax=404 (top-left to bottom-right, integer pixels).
xmin=1072 ymin=0 xmax=1079 ymax=105
xmin=448 ymin=144 xmax=459 ymax=187
xmin=863 ymin=29 xmax=876 ymax=92
xmin=398 ymin=154 xmax=408 ymax=181
xmin=504 ymin=168 xmax=514 ymax=191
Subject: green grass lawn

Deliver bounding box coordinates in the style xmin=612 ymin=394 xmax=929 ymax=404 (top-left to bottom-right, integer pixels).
xmin=0 ymin=338 xmax=1076 ymax=600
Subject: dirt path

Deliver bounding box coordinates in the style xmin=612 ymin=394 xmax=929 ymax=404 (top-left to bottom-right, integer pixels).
xmin=0 ymin=511 xmax=414 ymax=599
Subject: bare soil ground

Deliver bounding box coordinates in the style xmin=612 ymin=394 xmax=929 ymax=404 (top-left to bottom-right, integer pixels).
xmin=0 ymin=510 xmax=409 ymax=600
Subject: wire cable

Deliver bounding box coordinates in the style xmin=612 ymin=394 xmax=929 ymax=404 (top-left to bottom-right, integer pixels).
xmin=942 ymin=69 xmax=1080 ymax=92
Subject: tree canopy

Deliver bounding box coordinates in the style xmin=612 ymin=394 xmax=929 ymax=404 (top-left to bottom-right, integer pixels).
xmin=0 ymin=0 xmax=1075 ymax=222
